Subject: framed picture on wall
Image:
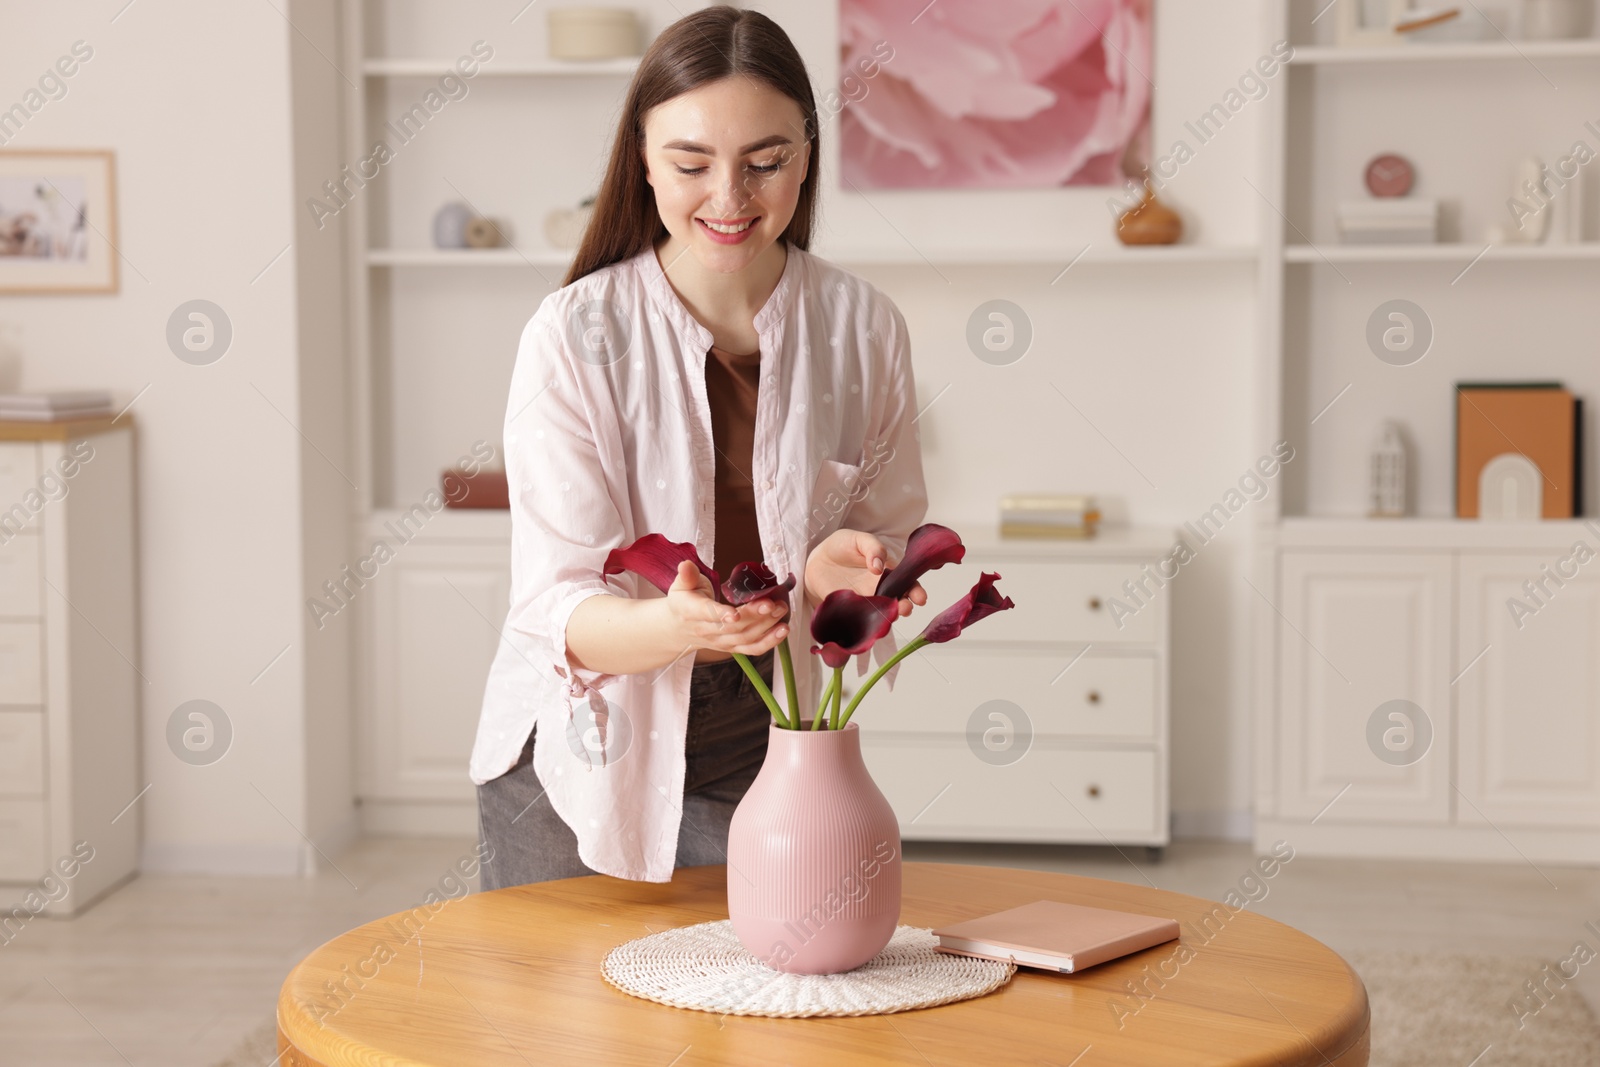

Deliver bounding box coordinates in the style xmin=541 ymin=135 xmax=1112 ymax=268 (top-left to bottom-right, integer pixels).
xmin=0 ymin=149 xmax=118 ymax=293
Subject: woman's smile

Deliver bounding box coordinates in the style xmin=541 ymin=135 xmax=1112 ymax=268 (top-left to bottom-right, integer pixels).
xmin=697 ymin=215 xmax=760 ymax=243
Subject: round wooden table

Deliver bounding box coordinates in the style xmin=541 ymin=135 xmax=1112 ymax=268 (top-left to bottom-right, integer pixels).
xmin=277 ymin=862 xmax=1368 ymax=1066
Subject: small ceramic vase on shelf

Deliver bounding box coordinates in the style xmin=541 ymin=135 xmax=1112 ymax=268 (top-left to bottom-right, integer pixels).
xmin=1116 ymin=186 xmax=1183 ymax=245
xmin=725 ymin=721 xmax=901 ymax=975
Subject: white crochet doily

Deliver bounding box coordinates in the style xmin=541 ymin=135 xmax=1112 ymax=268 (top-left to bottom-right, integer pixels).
xmin=600 ymin=920 xmax=1016 ymax=1017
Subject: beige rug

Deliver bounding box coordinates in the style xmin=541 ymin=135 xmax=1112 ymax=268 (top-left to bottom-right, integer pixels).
xmin=217 ymin=951 xmax=1600 ymax=1064
xmin=1345 ymin=949 xmax=1600 ymax=1066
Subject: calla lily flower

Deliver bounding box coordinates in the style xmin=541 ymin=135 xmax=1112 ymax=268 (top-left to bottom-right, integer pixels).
xmin=919 ymin=571 xmax=1015 ymax=643
xmin=874 ymin=523 xmax=966 ymax=601
xmin=603 ymin=533 xmax=720 ymax=595
xmin=808 ymin=589 xmax=899 ymax=670
xmin=722 ymin=562 xmax=796 ymax=607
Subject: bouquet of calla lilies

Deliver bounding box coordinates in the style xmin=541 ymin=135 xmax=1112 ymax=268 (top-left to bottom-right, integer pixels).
xmin=602 ymin=523 xmax=1015 ymax=730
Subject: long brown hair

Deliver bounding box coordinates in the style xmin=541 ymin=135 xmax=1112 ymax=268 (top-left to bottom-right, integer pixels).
xmin=560 ymin=5 xmax=819 ymax=288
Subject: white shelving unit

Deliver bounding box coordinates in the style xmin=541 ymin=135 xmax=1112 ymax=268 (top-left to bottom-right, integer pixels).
xmin=1250 ymin=3 xmax=1600 ymax=865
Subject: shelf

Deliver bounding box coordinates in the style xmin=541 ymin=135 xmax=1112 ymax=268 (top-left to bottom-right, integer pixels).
xmin=1289 ymin=39 xmax=1600 ymax=64
xmin=367 ymin=248 xmax=573 ymax=267
xmin=1278 ymin=516 xmax=1600 ymax=550
xmin=362 ymin=58 xmax=640 ymax=77
xmin=367 ymin=245 xmax=1259 ymax=268
xmin=1283 ymin=242 xmax=1600 ymax=264
xmin=806 ymin=244 xmax=1257 ymax=266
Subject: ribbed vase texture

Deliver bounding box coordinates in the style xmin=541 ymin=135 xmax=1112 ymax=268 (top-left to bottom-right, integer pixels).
xmin=726 ymin=722 xmax=902 ymax=974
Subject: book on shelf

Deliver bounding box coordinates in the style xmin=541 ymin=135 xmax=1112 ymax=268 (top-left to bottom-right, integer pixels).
xmin=0 ymin=391 xmax=116 ymax=422
xmin=999 ymin=492 xmax=1100 ymax=539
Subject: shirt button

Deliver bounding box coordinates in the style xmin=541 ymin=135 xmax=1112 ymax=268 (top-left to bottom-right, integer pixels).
xmin=762 ymin=479 xmax=774 ymax=490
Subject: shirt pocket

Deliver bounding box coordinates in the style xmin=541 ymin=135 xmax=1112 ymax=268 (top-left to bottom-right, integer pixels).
xmin=808 ymin=459 xmax=866 ymax=541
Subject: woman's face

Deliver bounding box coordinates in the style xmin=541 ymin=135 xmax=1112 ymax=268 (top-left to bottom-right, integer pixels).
xmin=642 ymin=77 xmax=811 ymax=274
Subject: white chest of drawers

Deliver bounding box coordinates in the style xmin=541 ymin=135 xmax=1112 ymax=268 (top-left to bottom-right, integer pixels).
xmin=0 ymin=421 xmax=139 ymax=917
xmin=852 ymin=526 xmax=1177 ymax=852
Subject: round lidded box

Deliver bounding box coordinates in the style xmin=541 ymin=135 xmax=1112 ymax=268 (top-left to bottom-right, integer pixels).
xmin=548 ymin=7 xmax=641 ymax=60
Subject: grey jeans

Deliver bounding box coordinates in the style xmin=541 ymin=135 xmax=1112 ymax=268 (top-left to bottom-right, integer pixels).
xmin=476 ymin=648 xmax=776 ymax=890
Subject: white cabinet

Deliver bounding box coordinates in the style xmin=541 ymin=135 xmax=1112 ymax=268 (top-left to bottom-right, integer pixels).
xmin=1276 ymin=551 xmax=1453 ymax=824
xmin=1458 ymin=553 xmax=1600 ymax=827
xmin=361 ymin=519 xmax=1176 ymax=846
xmin=1260 ymin=530 xmax=1600 ymax=863
xmin=856 ymin=527 xmax=1174 ymax=849
xmin=359 ymin=513 xmax=512 ymax=834
xmin=0 ymin=424 xmax=139 ymax=912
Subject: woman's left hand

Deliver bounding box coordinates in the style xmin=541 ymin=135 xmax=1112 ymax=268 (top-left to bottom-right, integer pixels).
xmin=803 ymin=528 xmax=927 ymax=618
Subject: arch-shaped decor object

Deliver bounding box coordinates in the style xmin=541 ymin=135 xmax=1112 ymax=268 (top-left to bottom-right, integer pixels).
xmin=1478 ymin=452 xmax=1543 ymax=520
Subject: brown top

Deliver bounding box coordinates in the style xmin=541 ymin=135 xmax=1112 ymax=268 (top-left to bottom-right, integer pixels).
xmin=704 ymin=344 xmax=764 ymax=583
xmin=697 ymin=343 xmax=765 ymax=665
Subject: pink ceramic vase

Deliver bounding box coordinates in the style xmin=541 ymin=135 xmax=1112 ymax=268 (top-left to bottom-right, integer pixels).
xmin=726 ymin=722 xmax=902 ymax=975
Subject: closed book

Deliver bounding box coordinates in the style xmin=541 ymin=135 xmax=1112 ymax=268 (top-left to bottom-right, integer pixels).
xmin=0 ymin=404 xmax=114 ymax=422
xmin=932 ymin=899 xmax=1179 ymax=973
xmin=0 ymin=390 xmax=114 ymax=412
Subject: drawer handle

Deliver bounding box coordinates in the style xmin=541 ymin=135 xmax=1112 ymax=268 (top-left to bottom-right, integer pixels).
xmin=1086 ymin=690 xmax=1101 ymax=705
xmin=1086 ymin=784 xmax=1101 ymax=799
xmin=1087 ymin=596 xmax=1102 ymax=611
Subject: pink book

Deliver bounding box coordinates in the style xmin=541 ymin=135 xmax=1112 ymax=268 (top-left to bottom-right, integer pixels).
xmin=932 ymin=899 xmax=1180 ymax=973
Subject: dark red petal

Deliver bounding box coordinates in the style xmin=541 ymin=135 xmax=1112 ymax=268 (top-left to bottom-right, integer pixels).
xmin=874 ymin=523 xmax=966 ymax=601
xmin=919 ymin=572 xmax=1015 ymax=644
xmin=721 ymin=562 xmax=797 ymax=607
xmin=603 ymin=533 xmax=720 ymax=596
xmin=809 ymin=589 xmax=898 ymax=669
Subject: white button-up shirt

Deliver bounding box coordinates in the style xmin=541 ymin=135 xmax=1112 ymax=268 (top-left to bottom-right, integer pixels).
xmin=469 ymin=241 xmax=929 ymax=882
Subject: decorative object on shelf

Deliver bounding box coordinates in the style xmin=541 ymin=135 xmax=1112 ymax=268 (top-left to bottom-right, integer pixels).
xmin=839 ymin=0 xmax=1150 ymax=189
xmin=1519 ymin=0 xmax=1592 ymax=39
xmin=1115 ymin=185 xmax=1182 ymax=245
xmin=1337 ymin=198 xmax=1439 ymax=243
xmin=1454 ymin=381 xmax=1577 ymax=519
xmin=1336 ymin=0 xmax=1409 ymax=45
xmin=1394 ymin=7 xmax=1463 ymax=35
xmin=1364 ymin=153 xmax=1415 ymax=198
xmin=544 ymin=195 xmax=596 ymax=249
xmin=1488 ymin=156 xmax=1553 ymax=244
xmin=463 ymin=216 xmax=504 ymax=248
xmin=431 ymin=202 xmax=472 ymax=248
xmin=1369 ymin=421 xmax=1409 ymax=518
xmin=999 ymin=492 xmax=1100 ymax=539
xmin=0 ymin=149 xmax=118 ymax=293
xmin=1401 ymin=4 xmax=1508 ymax=40
xmin=441 ymin=466 xmax=508 ymax=509
xmin=602 ymin=524 xmax=1015 ymax=974
xmin=547 ymin=7 xmax=641 ymax=60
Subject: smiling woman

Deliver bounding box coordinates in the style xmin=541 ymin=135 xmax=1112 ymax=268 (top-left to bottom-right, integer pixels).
xmin=472 ymin=5 xmax=929 ymax=891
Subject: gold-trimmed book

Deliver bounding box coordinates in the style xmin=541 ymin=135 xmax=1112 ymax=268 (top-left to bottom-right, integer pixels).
xmin=999 ymin=493 xmax=1100 ymax=539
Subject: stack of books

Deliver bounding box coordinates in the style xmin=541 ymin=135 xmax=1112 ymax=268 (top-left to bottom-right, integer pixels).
xmin=1336 ymin=198 xmax=1439 ymax=244
xmin=0 ymin=391 xmax=116 ymax=422
xmin=999 ymin=493 xmax=1100 ymax=539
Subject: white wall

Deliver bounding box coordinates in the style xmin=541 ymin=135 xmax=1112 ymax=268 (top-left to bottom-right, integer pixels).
xmin=0 ymin=1 xmax=352 ymax=874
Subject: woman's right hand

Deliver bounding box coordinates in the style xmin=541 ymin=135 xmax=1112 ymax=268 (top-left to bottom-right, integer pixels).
xmin=663 ymin=560 xmax=790 ymax=655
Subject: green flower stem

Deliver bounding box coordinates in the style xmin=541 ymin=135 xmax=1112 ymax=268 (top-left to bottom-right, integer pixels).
xmin=777 ymin=638 xmax=800 ymax=731
xmin=732 ymin=651 xmax=790 ymax=729
xmin=829 ymin=666 xmax=844 ymax=730
xmin=836 ymin=635 xmax=929 ymax=729
xmin=812 ymin=671 xmax=837 ymax=732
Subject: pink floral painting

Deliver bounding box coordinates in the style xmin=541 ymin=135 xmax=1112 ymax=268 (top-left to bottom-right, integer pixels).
xmin=839 ymin=0 xmax=1152 ymax=189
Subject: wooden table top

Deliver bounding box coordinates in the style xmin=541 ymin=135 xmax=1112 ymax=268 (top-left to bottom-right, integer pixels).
xmin=277 ymin=862 xmax=1369 ymax=1067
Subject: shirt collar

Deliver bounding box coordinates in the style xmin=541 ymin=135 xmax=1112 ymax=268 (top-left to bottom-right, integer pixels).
xmin=634 ymin=239 xmax=802 ymax=347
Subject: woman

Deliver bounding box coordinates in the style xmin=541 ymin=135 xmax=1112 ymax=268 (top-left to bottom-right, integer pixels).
xmin=471 ymin=6 xmax=929 ymax=890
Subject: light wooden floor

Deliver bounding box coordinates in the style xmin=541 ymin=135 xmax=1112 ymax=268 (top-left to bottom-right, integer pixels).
xmin=3 ymin=837 xmax=1597 ymax=1065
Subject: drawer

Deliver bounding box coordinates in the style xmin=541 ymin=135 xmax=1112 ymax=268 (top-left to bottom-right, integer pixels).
xmin=909 ymin=557 xmax=1163 ymax=646
xmin=847 ymin=648 xmax=1157 ymax=741
xmin=0 ymin=533 xmax=41 ymax=616
xmin=0 ymin=444 xmax=40 ymax=534
xmin=860 ymin=737 xmax=1161 ymax=842
xmin=0 ymin=623 xmax=43 ymax=705
xmin=0 ymin=712 xmax=44 ymax=796
xmin=0 ymin=798 xmax=46 ymax=881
